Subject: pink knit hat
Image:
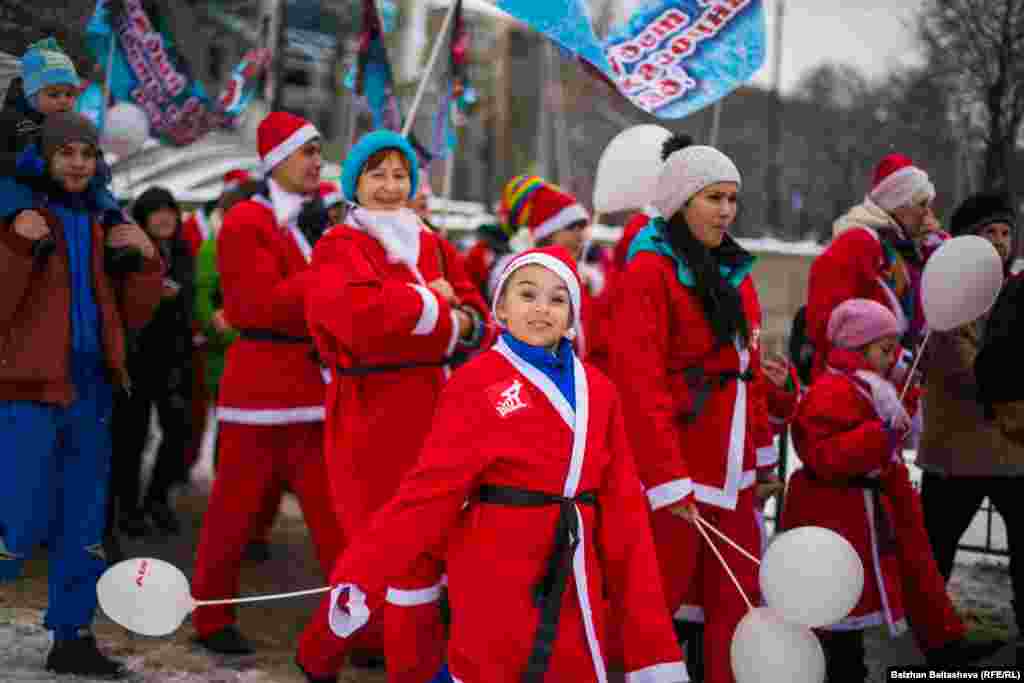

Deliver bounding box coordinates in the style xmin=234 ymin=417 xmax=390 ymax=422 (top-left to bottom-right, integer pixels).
xmin=827 ymin=298 xmax=905 ymax=350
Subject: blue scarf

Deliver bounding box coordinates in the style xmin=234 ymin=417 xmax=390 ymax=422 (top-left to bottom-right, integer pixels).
xmin=501 ymin=332 xmax=575 ymax=410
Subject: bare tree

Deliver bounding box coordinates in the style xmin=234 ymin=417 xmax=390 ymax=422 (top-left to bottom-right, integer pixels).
xmin=918 ymin=0 xmax=1024 ymax=195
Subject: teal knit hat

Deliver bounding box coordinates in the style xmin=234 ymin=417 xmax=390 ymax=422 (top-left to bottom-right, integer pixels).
xmin=341 ymin=130 xmax=419 ymax=204
xmin=21 ymin=38 xmax=81 ymax=99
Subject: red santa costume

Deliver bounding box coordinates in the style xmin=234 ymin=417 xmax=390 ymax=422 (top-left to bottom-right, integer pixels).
xmin=784 ymin=299 xmax=970 ymax=679
xmin=306 ymin=247 xmax=686 ymax=683
xmin=609 ymin=143 xmax=775 ymax=683
xmin=296 ymin=130 xmax=493 ymax=682
xmin=181 ymin=169 xmax=253 ymax=258
xmin=190 ymin=113 xmax=343 ymax=648
xmin=806 ymin=155 xmax=936 ymax=380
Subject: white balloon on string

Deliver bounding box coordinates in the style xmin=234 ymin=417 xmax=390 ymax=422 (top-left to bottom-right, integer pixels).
xmin=101 ymin=103 xmax=150 ymax=158
xmin=731 ymin=607 xmax=826 ymax=683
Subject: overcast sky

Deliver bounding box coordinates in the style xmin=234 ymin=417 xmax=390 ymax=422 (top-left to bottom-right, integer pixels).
xmin=617 ymin=0 xmax=927 ymax=93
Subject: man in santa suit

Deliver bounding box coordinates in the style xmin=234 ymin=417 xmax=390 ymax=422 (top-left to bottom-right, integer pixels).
xmin=806 ymin=154 xmax=942 ymax=381
xmin=189 ymin=112 xmax=343 ymax=655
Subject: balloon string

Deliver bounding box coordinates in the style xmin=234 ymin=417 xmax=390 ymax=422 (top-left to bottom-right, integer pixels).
xmin=898 ymin=330 xmax=931 ymax=402
xmin=195 ymin=585 xmax=332 ymax=606
xmin=693 ymin=516 xmax=754 ymax=611
xmin=695 ymin=515 xmax=761 ymax=566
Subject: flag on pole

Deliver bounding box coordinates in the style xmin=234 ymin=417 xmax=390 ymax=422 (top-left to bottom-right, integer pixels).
xmin=85 ymin=0 xmax=270 ymax=146
xmin=493 ymin=0 xmax=766 ymax=119
xmin=347 ymin=0 xmax=402 ymax=131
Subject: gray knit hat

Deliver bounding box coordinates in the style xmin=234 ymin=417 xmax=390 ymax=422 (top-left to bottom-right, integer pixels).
xmin=41 ymin=112 xmax=100 ymax=161
xmin=652 ymin=145 xmax=741 ymax=220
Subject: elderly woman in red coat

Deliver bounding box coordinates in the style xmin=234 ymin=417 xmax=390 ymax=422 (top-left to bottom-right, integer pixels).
xmin=295 ymin=130 xmax=492 ymax=683
xmin=609 ymin=135 xmax=776 ymax=683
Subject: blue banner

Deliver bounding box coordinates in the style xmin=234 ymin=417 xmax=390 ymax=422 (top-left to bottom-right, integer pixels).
xmin=85 ymin=0 xmax=270 ymax=146
xmin=74 ymin=82 xmax=107 ymax=130
xmin=495 ymin=0 xmax=766 ymax=119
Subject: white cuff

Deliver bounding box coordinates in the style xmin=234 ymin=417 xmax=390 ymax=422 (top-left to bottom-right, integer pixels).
xmin=757 ymin=444 xmax=779 ymax=467
xmin=626 ymin=661 xmax=690 ymax=682
xmin=646 ymin=478 xmax=693 ymax=511
xmin=447 ymin=310 xmax=461 ymax=357
xmin=409 ymin=284 xmax=440 ymax=335
xmin=385 ymin=581 xmax=444 ymax=606
xmin=328 ymin=583 xmax=370 ymax=638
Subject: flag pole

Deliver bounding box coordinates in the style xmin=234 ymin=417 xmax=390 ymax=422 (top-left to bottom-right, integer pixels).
xmin=402 ymin=0 xmax=458 ymax=138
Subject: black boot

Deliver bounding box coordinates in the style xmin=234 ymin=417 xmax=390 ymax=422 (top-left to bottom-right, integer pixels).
xmin=195 ymin=624 xmax=254 ymax=655
xmin=295 ymin=657 xmax=337 ymax=682
xmin=45 ymin=630 xmax=127 ymax=679
xmin=925 ymin=637 xmax=1005 ymax=667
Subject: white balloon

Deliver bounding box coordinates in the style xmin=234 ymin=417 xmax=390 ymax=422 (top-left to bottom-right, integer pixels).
xmin=97 ymin=558 xmax=194 ymax=636
xmin=731 ymin=607 xmax=826 ymax=683
xmin=922 ymin=235 xmax=1004 ymax=332
xmin=592 ymin=124 xmax=672 ymax=214
xmin=760 ymin=526 xmax=864 ymax=628
xmin=101 ymin=103 xmax=151 ymax=158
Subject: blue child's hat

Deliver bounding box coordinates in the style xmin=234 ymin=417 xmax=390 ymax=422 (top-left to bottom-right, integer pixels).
xmin=341 ymin=130 xmax=419 ymax=204
xmin=21 ymin=38 xmax=81 ymax=99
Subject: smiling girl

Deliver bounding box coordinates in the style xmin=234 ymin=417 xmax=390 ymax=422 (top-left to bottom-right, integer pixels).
xmin=302 ymin=245 xmax=686 ymax=683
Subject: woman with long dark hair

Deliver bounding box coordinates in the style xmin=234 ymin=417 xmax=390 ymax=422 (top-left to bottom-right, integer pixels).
xmin=609 ymin=136 xmax=775 ymax=683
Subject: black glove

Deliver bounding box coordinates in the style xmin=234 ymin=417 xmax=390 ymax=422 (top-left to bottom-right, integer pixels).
xmin=296 ymin=196 xmax=329 ymax=247
xmin=105 ymin=246 xmax=144 ymax=275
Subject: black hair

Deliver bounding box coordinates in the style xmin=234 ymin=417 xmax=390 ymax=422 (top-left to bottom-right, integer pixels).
xmin=663 ymin=211 xmax=750 ymax=348
xmin=131 ymin=186 xmax=180 ymax=229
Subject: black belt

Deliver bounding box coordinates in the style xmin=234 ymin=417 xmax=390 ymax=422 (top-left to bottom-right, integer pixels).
xmin=238 ymin=328 xmax=313 ymax=344
xmin=804 ymin=469 xmax=896 ymax=554
xmin=680 ymin=367 xmax=754 ymax=422
xmin=334 ymin=352 xmax=466 ymax=377
xmin=475 ymin=484 xmax=598 ymax=683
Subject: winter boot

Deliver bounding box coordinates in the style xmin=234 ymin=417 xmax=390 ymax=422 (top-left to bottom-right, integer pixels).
xmin=195 ymin=624 xmax=254 ymax=655
xmin=45 ymin=629 xmax=127 ymax=679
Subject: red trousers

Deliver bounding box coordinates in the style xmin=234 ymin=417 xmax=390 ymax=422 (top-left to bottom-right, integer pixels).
xmin=650 ymin=489 xmax=761 ymax=683
xmin=296 ymin=441 xmax=445 ymax=682
xmin=191 ymin=421 xmax=343 ymax=637
xmin=881 ymin=464 xmax=965 ymax=651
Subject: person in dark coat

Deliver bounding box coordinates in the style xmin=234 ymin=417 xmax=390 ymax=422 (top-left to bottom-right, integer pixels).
xmin=109 ymin=187 xmax=194 ymax=537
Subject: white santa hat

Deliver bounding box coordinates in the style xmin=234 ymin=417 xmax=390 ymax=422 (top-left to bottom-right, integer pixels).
xmin=491 ymin=246 xmax=583 ymax=341
xmin=257 ymin=111 xmax=320 ymax=174
xmin=868 ymin=154 xmax=935 ymax=212
xmin=652 ymin=144 xmax=742 ymax=220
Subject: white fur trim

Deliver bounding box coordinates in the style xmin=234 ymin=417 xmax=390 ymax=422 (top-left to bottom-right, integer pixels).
xmin=216 ymin=406 xmax=325 ymax=424
xmin=533 ymin=203 xmax=589 ymax=242
xmin=262 ymin=123 xmax=320 ymax=173
xmin=446 ymin=311 xmax=461 ymax=356
xmin=328 ymin=583 xmax=370 ymax=638
xmin=863 ymin=488 xmax=902 ymax=637
xmin=410 ymin=284 xmax=441 ymax=335
xmin=870 ymin=166 xmax=935 ymax=212
xmin=490 ymin=252 xmax=582 ymax=341
xmin=757 ymin=444 xmax=779 ymax=467
xmin=385 ymin=582 xmax=444 ymax=606
xmin=626 ymin=662 xmax=690 ymax=683
xmin=646 ymin=478 xmax=694 ymax=511
xmin=673 ymin=604 xmax=705 ymax=622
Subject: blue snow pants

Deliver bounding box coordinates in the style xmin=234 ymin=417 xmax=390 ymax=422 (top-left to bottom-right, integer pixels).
xmin=0 ymin=353 xmax=114 ymax=632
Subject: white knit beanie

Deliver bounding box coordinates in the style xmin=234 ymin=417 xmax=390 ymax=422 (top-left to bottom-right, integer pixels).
xmin=652 ymin=145 xmax=741 ymax=220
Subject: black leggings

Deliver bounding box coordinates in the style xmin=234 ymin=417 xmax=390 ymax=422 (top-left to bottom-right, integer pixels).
xmin=819 ymin=630 xmax=868 ymax=683
xmin=921 ymin=470 xmax=1023 ymax=626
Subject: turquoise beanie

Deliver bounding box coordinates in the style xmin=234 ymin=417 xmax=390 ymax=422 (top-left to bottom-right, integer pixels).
xmin=22 ymin=38 xmax=81 ymax=99
xmin=341 ymin=130 xmax=419 ymax=204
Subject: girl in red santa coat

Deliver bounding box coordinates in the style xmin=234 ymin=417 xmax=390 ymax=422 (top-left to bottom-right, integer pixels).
xmin=609 ymin=135 xmax=778 ymax=683
xmin=295 ymin=130 xmax=492 ymax=682
xmin=304 ymin=246 xmax=687 ymax=683
xmin=784 ymin=298 xmax=1003 ymax=681
xmin=190 ymin=112 xmax=344 ymax=655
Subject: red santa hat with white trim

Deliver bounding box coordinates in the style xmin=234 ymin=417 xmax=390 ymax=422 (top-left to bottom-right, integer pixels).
xmin=491 ymin=246 xmax=584 ymax=341
xmin=222 ymin=169 xmax=253 ymax=192
xmin=318 ymin=181 xmax=343 ymax=209
xmin=257 ymin=111 xmax=320 ymax=175
xmin=517 ymin=182 xmax=590 ymax=245
xmin=868 ymin=154 xmax=935 ymax=213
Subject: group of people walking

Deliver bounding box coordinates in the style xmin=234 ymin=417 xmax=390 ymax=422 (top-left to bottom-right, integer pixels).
xmin=1 ymin=35 xmax=1022 ymax=683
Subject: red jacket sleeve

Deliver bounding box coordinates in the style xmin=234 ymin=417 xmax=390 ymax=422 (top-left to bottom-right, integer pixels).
xmin=217 ymin=204 xmax=316 ymax=338
xmin=115 ymin=251 xmax=164 ymax=330
xmin=807 ymin=229 xmax=884 ymax=366
xmin=306 ymin=230 xmax=458 ymax=365
xmin=440 ymin=235 xmax=497 ymax=351
xmin=326 ymin=373 xmax=494 ymax=636
xmin=599 ymin=391 xmax=687 ymax=677
xmin=0 ymin=222 xmax=38 ymax=327
xmin=793 ymin=380 xmax=892 ymax=480
xmin=609 ymin=256 xmax=693 ymax=510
